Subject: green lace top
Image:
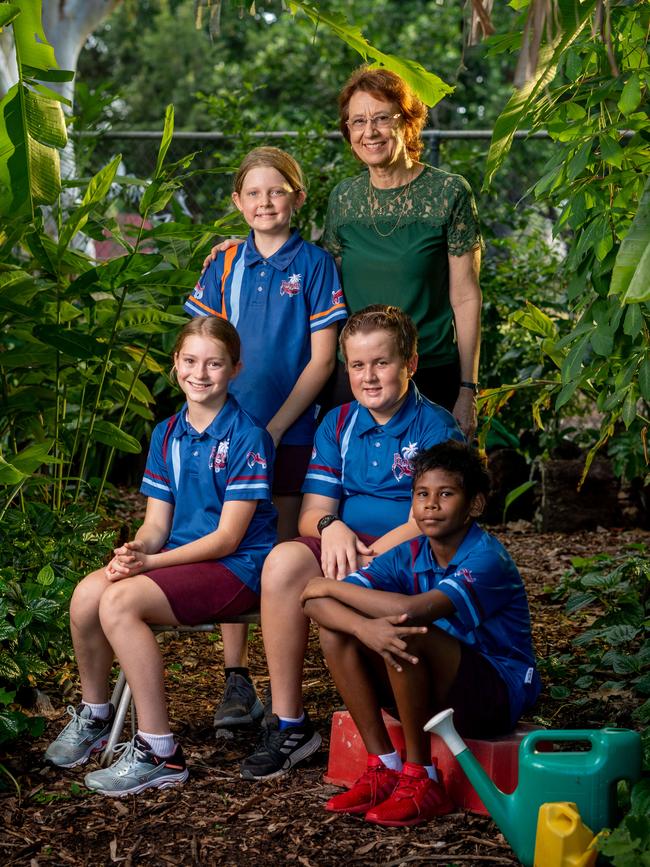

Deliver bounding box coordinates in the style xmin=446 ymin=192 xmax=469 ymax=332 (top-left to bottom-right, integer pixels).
xmin=322 ymin=165 xmax=481 ymax=368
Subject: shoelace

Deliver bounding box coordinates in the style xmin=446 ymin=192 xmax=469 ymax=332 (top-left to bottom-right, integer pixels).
xmin=58 ymin=705 xmax=92 ymax=741
xmin=108 ymin=739 xmax=148 ymax=772
xmin=222 ymin=677 xmax=251 ymax=702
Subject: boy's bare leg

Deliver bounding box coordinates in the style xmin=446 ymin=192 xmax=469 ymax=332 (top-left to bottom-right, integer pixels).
xmin=319 ymin=624 xmax=394 ymax=756
xmin=261 ymin=542 xmax=322 ymax=718
xmin=69 ymin=569 xmax=117 ymax=704
xmin=98 ymin=575 xmax=180 ymax=734
xmin=386 ymin=627 xmax=461 ymax=765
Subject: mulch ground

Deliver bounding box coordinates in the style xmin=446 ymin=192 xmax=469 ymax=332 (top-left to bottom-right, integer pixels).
xmin=1 ymin=522 xmax=647 ymax=867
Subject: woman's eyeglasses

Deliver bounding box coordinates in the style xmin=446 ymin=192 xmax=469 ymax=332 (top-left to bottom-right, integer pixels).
xmin=346 ymin=113 xmax=401 ymax=133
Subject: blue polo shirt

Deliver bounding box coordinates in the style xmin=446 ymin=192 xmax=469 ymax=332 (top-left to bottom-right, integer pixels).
xmin=302 ymin=383 xmax=464 ymax=537
xmin=184 ymin=229 xmax=347 ymax=446
xmin=345 ymin=523 xmax=541 ymax=725
xmin=140 ymin=396 xmax=277 ymax=593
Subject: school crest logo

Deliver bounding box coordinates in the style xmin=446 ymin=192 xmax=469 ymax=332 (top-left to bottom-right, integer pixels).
xmin=246 ymin=451 xmax=267 ymax=469
xmin=192 ymin=281 xmax=204 ymax=300
xmin=210 ymin=439 xmax=230 ymax=473
xmin=392 ymin=441 xmax=418 ymax=482
xmin=332 ymin=287 xmax=344 ymax=306
xmin=311 ymin=446 xmax=317 ymax=460
xmin=280 ymin=273 xmax=302 ymax=296
xmin=458 ymin=567 xmax=475 ymax=584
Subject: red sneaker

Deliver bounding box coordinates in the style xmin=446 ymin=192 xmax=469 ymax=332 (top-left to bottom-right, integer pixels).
xmin=365 ymin=762 xmax=454 ymax=826
xmin=325 ymin=755 xmax=400 ymax=815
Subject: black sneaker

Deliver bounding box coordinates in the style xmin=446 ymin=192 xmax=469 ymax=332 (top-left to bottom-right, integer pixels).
xmin=240 ymin=712 xmax=321 ymax=780
xmin=213 ymin=673 xmax=264 ymax=728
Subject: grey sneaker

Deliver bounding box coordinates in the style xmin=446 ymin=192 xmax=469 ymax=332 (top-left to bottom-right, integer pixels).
xmin=44 ymin=704 xmax=114 ymax=768
xmin=84 ymin=734 xmax=188 ymax=797
xmin=213 ymin=673 xmax=264 ymax=728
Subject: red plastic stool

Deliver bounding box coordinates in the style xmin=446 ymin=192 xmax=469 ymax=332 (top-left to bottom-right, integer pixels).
xmin=324 ymin=710 xmax=541 ymax=815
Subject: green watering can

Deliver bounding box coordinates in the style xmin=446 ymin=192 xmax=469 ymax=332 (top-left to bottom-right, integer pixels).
xmin=424 ymin=708 xmax=642 ymax=867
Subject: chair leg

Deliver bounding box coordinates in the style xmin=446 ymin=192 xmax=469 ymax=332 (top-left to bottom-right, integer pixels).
xmin=100 ymin=674 xmax=132 ymax=766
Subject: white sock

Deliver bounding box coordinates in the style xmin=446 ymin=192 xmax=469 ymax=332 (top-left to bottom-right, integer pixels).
xmin=378 ymin=750 xmax=403 ymax=771
xmin=423 ymin=764 xmax=439 ymax=781
xmin=82 ymin=700 xmax=111 ymax=720
xmin=138 ymin=730 xmax=176 ymax=757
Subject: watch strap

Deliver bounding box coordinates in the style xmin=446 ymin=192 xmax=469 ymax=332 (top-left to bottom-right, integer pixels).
xmin=317 ymin=514 xmax=341 ymax=535
xmin=460 ymin=381 xmax=479 ymax=394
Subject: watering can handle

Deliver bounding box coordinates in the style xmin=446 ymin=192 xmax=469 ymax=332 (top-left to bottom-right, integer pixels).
xmin=521 ymin=729 xmax=601 ymax=756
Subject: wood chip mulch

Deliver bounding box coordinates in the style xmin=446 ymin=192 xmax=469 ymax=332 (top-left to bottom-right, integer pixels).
xmin=1 ymin=524 xmax=647 ymax=866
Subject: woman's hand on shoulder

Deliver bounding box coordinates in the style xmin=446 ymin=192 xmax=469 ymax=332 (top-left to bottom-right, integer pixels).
xmin=202 ymin=237 xmax=245 ymax=272
xmin=355 ymin=613 xmax=428 ymax=672
xmin=320 ymin=521 xmax=374 ymax=581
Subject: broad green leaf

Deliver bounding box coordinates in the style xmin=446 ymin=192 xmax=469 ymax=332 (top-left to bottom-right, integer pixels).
xmin=590 ymin=325 xmax=614 ymax=357
xmin=599 ymin=134 xmax=624 ymax=168
xmin=10 ymin=442 xmax=58 ymax=474
xmin=512 ymin=302 xmax=558 ymax=339
xmin=622 ymin=388 xmax=638 ymax=428
xmin=0 ymin=455 xmax=27 ymax=485
xmin=622 ymin=243 xmax=650 ymax=303
xmin=58 ymin=155 xmax=122 ymax=252
xmin=0 ymin=5 xmax=20 ymax=27
xmin=154 ymin=104 xmax=174 ymax=179
xmin=32 ymin=324 xmax=105 ymax=359
xmin=288 ymin=1 xmax=453 ymax=107
xmin=36 ymin=564 xmax=55 ymax=586
xmin=623 ymin=303 xmax=643 ymax=338
xmin=139 ymin=178 xmax=175 ymax=216
xmin=630 ymin=779 xmax=650 ymax=817
xmin=618 ymin=73 xmax=642 ymax=116
xmin=12 ymin=0 xmax=58 ymax=72
xmin=555 ymin=378 xmax=581 ymax=410
xmin=611 ymin=177 xmax=650 ymax=299
xmin=89 ymin=421 xmax=142 ymax=454
xmin=483 ymin=1 xmax=598 ymax=189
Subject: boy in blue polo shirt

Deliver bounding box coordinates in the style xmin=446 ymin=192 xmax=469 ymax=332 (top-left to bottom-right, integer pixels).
xmin=185 ymin=147 xmax=346 ymax=729
xmin=301 ymin=441 xmax=540 ymax=826
xmin=239 ymin=305 xmax=464 ymax=781
xmin=44 ymin=318 xmax=276 ymax=796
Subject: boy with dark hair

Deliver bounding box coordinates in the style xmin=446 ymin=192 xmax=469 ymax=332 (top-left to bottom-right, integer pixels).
xmin=302 ymin=441 xmax=540 ymax=827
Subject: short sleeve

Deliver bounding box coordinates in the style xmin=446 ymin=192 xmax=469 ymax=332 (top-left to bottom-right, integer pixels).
xmin=301 ymin=411 xmax=344 ymax=500
xmin=306 ymin=250 xmax=347 ymax=332
xmin=322 ymin=187 xmax=343 ymax=258
xmin=446 ymin=175 xmax=482 ymax=257
xmin=437 ymin=552 xmax=519 ymax=631
xmin=184 ymin=257 xmax=225 ymax=317
xmin=344 ymin=544 xmax=412 ymax=593
xmin=225 ymin=426 xmax=274 ymax=502
xmin=140 ymin=424 xmax=174 ymax=504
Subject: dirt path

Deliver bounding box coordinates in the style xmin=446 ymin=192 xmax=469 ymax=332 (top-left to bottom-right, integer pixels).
xmin=1 ymin=525 xmax=647 ymax=866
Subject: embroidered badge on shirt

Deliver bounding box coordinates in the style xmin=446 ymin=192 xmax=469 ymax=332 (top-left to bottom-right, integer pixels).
xmin=392 ymin=442 xmax=418 ymax=481
xmin=192 ymin=281 xmax=204 ymax=300
xmin=246 ymin=451 xmax=267 ymax=469
xmin=210 ymin=439 xmax=230 ymax=473
xmin=280 ymin=273 xmax=302 ymax=296
xmin=332 ymin=287 xmax=344 ymax=305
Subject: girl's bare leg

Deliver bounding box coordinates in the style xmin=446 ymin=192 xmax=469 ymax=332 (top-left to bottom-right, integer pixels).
xmin=98 ymin=575 xmax=180 ymax=734
xmin=261 ymin=541 xmax=322 ymax=719
xmin=69 ymin=569 xmax=116 ymax=704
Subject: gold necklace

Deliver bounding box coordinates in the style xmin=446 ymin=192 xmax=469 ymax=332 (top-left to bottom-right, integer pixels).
xmin=368 ymin=170 xmax=415 ymax=238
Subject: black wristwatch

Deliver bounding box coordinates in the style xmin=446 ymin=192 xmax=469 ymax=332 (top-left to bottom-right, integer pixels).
xmin=460 ymin=381 xmax=479 ymax=394
xmin=317 ymin=514 xmax=341 ymax=535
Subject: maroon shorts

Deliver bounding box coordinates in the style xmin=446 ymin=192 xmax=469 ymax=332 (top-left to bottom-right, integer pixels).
xmin=145 ymin=561 xmax=259 ymax=626
xmin=294 ymin=531 xmax=379 ymax=569
xmin=273 ymin=444 xmax=312 ymax=496
xmin=444 ymin=642 xmax=512 ymax=737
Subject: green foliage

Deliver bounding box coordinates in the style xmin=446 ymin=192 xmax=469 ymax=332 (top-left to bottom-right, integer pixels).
xmin=545 ymin=546 xmax=649 ymax=714
xmin=481 ymin=0 xmax=650 ymax=484
xmin=542 ymin=546 xmax=650 ymax=865
xmin=0 ymin=0 xmax=73 ymax=219
xmin=0 ymin=502 xmax=115 ymax=743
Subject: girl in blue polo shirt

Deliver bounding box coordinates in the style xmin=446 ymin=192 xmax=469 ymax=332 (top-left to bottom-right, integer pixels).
xmin=186 ymin=147 xmax=347 ymax=727
xmin=44 ymin=317 xmax=276 ymax=797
